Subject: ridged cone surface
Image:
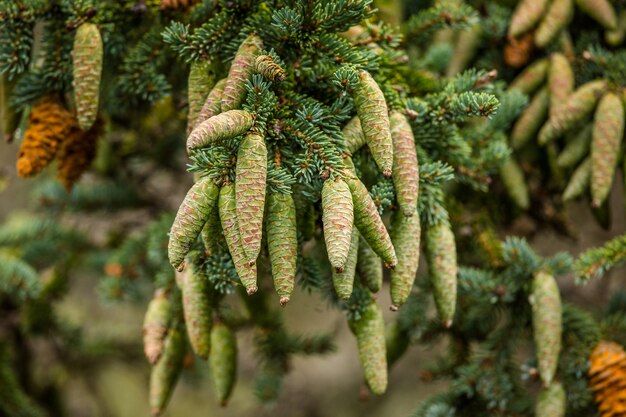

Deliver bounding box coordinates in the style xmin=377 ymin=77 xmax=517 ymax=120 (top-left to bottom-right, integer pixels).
xmin=588 ymin=340 xmax=626 ymax=417
xmin=187 ymin=109 xmax=254 ymax=151
xmin=563 ymin=157 xmax=591 ymax=202
xmin=536 ymin=382 xmax=566 ymax=417
xmin=235 ymin=133 xmax=267 ymax=264
xmin=56 ymin=117 xmax=101 ymax=191
xmin=254 ymin=55 xmax=285 ymax=81
xmin=168 ymin=177 xmax=219 ymax=271
xmin=201 ymin=209 xmax=221 ymax=256
xmin=266 ymin=192 xmax=297 ymax=305
xmin=425 ymin=223 xmax=458 ymax=326
xmin=187 ymin=61 xmax=214 ymax=135
xmin=322 ymin=178 xmax=354 ymax=271
xmin=178 ymin=269 xmax=212 ymax=359
xmin=342 ymin=116 xmax=367 ymax=155
xmin=535 ymin=0 xmax=573 ymax=48
xmin=149 ymin=327 xmax=185 ymax=416
xmin=332 ymin=226 xmax=359 ymax=300
xmin=531 ymin=271 xmax=562 ymax=387
xmin=390 ymin=208 xmax=421 ymax=309
xmin=143 ymin=289 xmax=172 ymax=365
xmin=353 ymin=70 xmax=393 ymax=176
xmin=509 ymin=58 xmax=548 ymax=95
xmin=221 ymin=34 xmax=263 ymax=111
xmin=557 ymin=124 xmax=592 ymax=168
xmin=575 ymin=0 xmax=618 ymax=29
xmin=390 ymin=111 xmax=419 ymax=217
xmin=548 ymin=53 xmax=574 ymax=118
xmin=72 ymin=23 xmax=103 ymax=131
xmin=591 ymin=93 xmax=624 ymax=208
xmin=210 ymin=322 xmax=237 ymax=406
xmin=511 ymin=87 xmax=550 ymax=150
xmin=508 ymin=0 xmax=550 ymax=38
xmin=500 ymin=157 xmax=530 ymax=210
xmin=357 ymin=234 xmax=383 ymax=293
xmin=197 ymin=78 xmax=226 ymax=127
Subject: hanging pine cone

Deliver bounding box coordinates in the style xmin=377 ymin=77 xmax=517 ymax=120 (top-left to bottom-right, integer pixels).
xmin=72 ymin=23 xmax=103 ymax=131
xmin=588 ymin=340 xmax=626 ymax=417
xmin=56 ymin=117 xmax=102 ymax=191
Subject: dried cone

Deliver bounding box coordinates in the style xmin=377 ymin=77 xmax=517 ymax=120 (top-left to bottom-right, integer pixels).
xmin=548 ymin=53 xmax=575 ymax=118
xmin=342 ymin=116 xmax=367 ymax=155
xmin=499 ymin=156 xmax=530 ymax=210
xmin=168 ymin=176 xmax=219 ymax=271
xmin=357 ymin=235 xmax=383 ymax=293
xmin=143 ymin=289 xmax=173 ymax=365
xmin=508 ymin=0 xmax=550 ymax=38
xmin=353 ymin=70 xmax=393 ymax=176
xmin=575 ymin=0 xmax=618 ymax=29
xmin=197 ymin=78 xmax=226 ymax=126
xmin=150 ymin=326 xmax=185 ymax=417
xmin=425 ymin=222 xmax=457 ymax=327
xmin=72 ymin=23 xmax=103 ymax=131
xmin=536 ymin=381 xmax=566 ymax=417
xmin=187 ymin=110 xmax=254 ymax=151
xmin=511 ymin=87 xmax=550 ymax=150
xmin=235 ymin=133 xmax=267 ymax=264
xmin=16 ymin=96 xmax=76 ymax=177
xmin=591 ymin=93 xmax=624 ymax=208
xmin=177 ymin=269 xmax=212 ymax=360
xmin=535 ymin=0 xmax=574 ymax=48
xmin=390 ymin=209 xmax=421 ymax=310
xmin=588 ymin=340 xmax=626 ymax=417
xmin=56 ymin=117 xmax=102 ymax=191
xmin=221 ymin=34 xmax=263 ymax=111
xmin=266 ymin=191 xmax=297 ymax=306
xmin=530 ymin=271 xmax=562 ymax=387
xmin=210 ymin=322 xmax=237 ymax=406
xmin=390 ymin=111 xmax=419 ymax=217
xmin=504 ymin=32 xmax=535 ymax=68
xmin=332 ymin=226 xmax=360 ymax=300
xmin=563 ymin=157 xmax=591 ymax=202
xmin=187 ymin=61 xmax=214 ymax=135
xmin=509 ymin=58 xmax=549 ymax=95
xmin=322 ymin=178 xmax=354 ymax=272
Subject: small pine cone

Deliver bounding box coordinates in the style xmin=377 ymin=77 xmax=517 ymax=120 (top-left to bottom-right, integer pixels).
xmin=332 ymin=226 xmax=360 ymax=300
xmin=508 ymin=0 xmax=550 ymax=38
xmin=149 ymin=326 xmax=185 ymax=417
xmin=210 ymin=322 xmax=238 ymax=406
xmin=235 ymin=133 xmax=267 ymax=265
xmin=563 ymin=157 xmax=591 ymax=202
xmin=575 ymin=0 xmax=618 ymax=30
xmin=218 ymin=183 xmax=258 ymax=295
xmin=353 ymin=70 xmax=393 ymax=177
xmin=72 ymin=23 xmax=103 ymax=131
xmin=530 ymin=271 xmax=562 ymax=387
xmin=535 ymin=0 xmax=574 ymax=48
xmin=390 ymin=111 xmax=419 ymax=217
xmin=390 ymin=208 xmax=421 ymax=310
xmin=538 ymin=79 xmax=607 ymax=145
xmin=177 ymin=268 xmax=212 ymax=360
xmin=196 ymin=78 xmax=226 ymax=126
xmin=591 ymin=92 xmax=624 ymax=208
xmin=357 ymin=234 xmax=383 ymax=294
xmin=557 ymin=124 xmax=592 ymax=169
xmin=511 ymin=87 xmax=550 ymax=150
xmin=187 ymin=60 xmax=215 ymax=135
xmin=342 ymin=116 xmax=367 ymax=155
xmin=499 ymin=156 xmax=530 ymax=210
xmin=536 ymin=381 xmax=566 ymax=417
xmin=504 ymin=32 xmax=535 ymax=68
xmin=322 ymin=178 xmax=354 ymax=272
xmin=509 ymin=58 xmax=549 ymax=95
xmin=17 ymin=96 xmax=77 ymax=178
xmin=266 ymin=191 xmax=298 ymax=306
xmin=254 ymin=55 xmax=286 ymax=81
xmin=221 ymin=34 xmax=263 ymax=112
xmin=143 ymin=289 xmax=173 ymax=365
xmin=186 ymin=109 xmax=254 ymax=152
xmin=56 ymin=117 xmax=102 ymax=191
xmin=548 ymin=53 xmax=575 ymax=118
xmin=425 ymin=222 xmax=458 ymax=328
xmin=348 ymin=299 xmax=388 ymax=395
xmin=588 ymin=340 xmax=626 ymax=417
xmin=168 ymin=176 xmax=219 ymax=271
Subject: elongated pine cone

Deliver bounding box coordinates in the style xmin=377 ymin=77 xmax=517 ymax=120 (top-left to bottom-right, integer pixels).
xmin=56 ymin=118 xmax=102 ymax=191
xmin=589 ymin=341 xmax=626 ymax=417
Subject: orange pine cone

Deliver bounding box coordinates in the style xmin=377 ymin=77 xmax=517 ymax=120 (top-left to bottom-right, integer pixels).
xmin=16 ymin=96 xmax=77 ymax=178
xmin=56 ymin=118 xmax=102 ymax=191
xmin=504 ymin=32 xmax=535 ymax=68
xmin=589 ymin=340 xmax=626 ymax=417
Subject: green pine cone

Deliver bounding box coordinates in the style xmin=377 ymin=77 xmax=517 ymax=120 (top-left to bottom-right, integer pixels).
xmin=221 ymin=34 xmax=263 ymax=111
xmin=563 ymin=157 xmax=591 ymax=202
xmin=168 ymin=176 xmax=219 ymax=271
xmin=210 ymin=322 xmax=238 ymax=406
xmin=201 ymin=208 xmax=221 ymax=256
xmin=605 ymin=10 xmax=626 ymax=45
xmin=536 ymin=381 xmax=566 ymax=417
xmin=390 ymin=111 xmax=419 ymax=217
xmin=219 ymin=183 xmax=258 ymax=295
xmin=535 ymin=0 xmax=573 ymax=48
xmin=538 ymin=80 xmax=607 ymax=145
xmin=177 ymin=268 xmax=212 ymax=360
xmin=197 ymin=78 xmax=226 ymax=126
xmin=266 ymin=191 xmax=298 ymax=306
xmin=149 ymin=326 xmax=185 ymax=417
xmin=508 ymin=0 xmax=550 ymax=38
xmin=332 ymin=226 xmax=360 ymax=300
xmin=346 ymin=176 xmax=397 ymax=267
xmin=557 ymin=124 xmax=592 ymax=168
xmin=322 ymin=178 xmax=354 ymax=272
xmin=187 ymin=61 xmax=215 ymax=135
xmin=143 ymin=289 xmax=173 ymax=365
xmin=446 ymin=24 xmax=482 ymax=77
xmin=342 ymin=116 xmax=367 ymax=156
xmin=575 ymin=0 xmax=617 ymax=29
xmin=499 ymin=157 xmax=530 ymax=210
xmin=531 ymin=271 xmax=562 ymax=387
xmin=353 ymin=70 xmax=393 ymax=176
xmin=357 ymin=234 xmax=383 ymax=294
xmin=591 ymin=92 xmax=624 ymax=207
xmin=348 ymin=299 xmax=388 ymax=395
xmin=390 ymin=208 xmax=421 ymax=310
xmin=509 ymin=58 xmax=549 ymax=95
xmin=72 ymin=23 xmax=103 ymax=131
xmin=548 ymin=53 xmax=574 ymax=118
xmin=187 ymin=110 xmax=254 ymax=152
xmin=385 ymin=322 xmax=410 ymax=368
xmin=511 ymin=87 xmax=550 ymax=150
xmin=425 ymin=222 xmax=458 ymax=328
xmin=236 ymin=133 xmax=267 ymax=265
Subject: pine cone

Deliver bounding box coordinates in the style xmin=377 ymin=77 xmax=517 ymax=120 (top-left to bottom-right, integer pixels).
xmin=589 ymin=341 xmax=626 ymax=417
xmin=56 ymin=118 xmax=102 ymax=191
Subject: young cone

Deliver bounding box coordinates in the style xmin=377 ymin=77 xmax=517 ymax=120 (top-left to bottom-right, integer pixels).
xmin=530 ymin=271 xmax=562 ymax=387
xmin=210 ymin=322 xmax=238 ymax=406
xmin=187 ymin=61 xmax=214 ymax=134
xmin=575 ymin=0 xmax=617 ymax=29
xmin=266 ymin=191 xmax=297 ymax=306
xmin=143 ymin=289 xmax=173 ymax=365
xmin=187 ymin=110 xmax=254 ymax=151
xmin=390 ymin=209 xmax=421 ymax=310
xmin=588 ymin=341 xmax=626 ymax=417
xmin=591 ymin=92 xmax=624 ymax=208
xmin=322 ymin=178 xmax=354 ymax=272
xmin=149 ymin=326 xmax=185 ymax=417
xmin=342 ymin=116 xmax=367 ymax=156
xmin=197 ymin=78 xmax=226 ymax=126
xmin=563 ymin=157 xmax=591 ymax=202
xmin=201 ymin=209 xmax=221 ymax=256
xmin=511 ymin=87 xmax=550 ymax=150
xmin=499 ymin=157 xmax=530 ymax=210
xmin=236 ymin=133 xmax=267 ymax=264
xmin=348 ymin=299 xmax=388 ymax=395
xmin=535 ymin=382 xmax=566 ymax=417
xmin=548 ymin=53 xmax=574 ymax=118
xmin=219 ymin=183 xmax=258 ymax=294
xmin=353 ymin=70 xmax=393 ymax=176
xmin=177 ymin=269 xmax=212 ymax=360
xmin=221 ymin=34 xmax=263 ymax=111
xmin=357 ymin=235 xmax=383 ymax=294
xmin=557 ymin=124 xmax=592 ymax=168
xmin=56 ymin=118 xmax=102 ymax=191
xmin=254 ymin=55 xmax=286 ymax=81
xmin=390 ymin=111 xmax=419 ymax=217
xmin=509 ymin=58 xmax=549 ymax=95
xmin=508 ymin=0 xmax=550 ymax=38
xmin=72 ymin=23 xmax=103 ymax=131
xmin=168 ymin=176 xmax=219 ymax=271
xmin=332 ymin=227 xmax=360 ymax=300
xmin=535 ymin=0 xmax=573 ymax=48
xmin=425 ymin=222 xmax=458 ymax=327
